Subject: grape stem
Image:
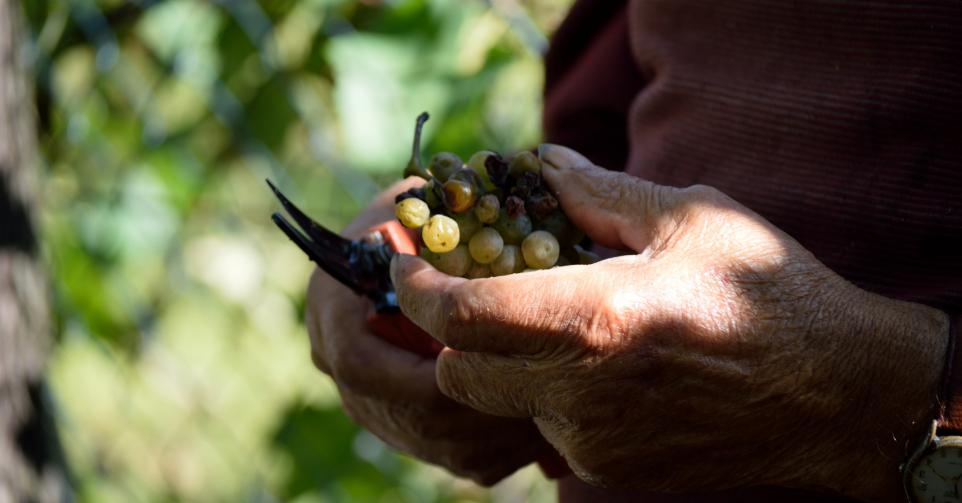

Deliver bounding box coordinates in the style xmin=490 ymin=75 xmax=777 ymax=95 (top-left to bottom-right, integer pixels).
xmin=404 ymin=112 xmax=432 ymax=180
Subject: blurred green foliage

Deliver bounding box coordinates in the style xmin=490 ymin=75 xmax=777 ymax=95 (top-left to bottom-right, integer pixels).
xmin=21 ymin=0 xmax=571 ymax=501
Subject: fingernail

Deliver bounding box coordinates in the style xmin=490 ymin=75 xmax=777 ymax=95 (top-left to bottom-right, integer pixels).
xmin=538 ymin=143 xmax=592 ymax=172
xmin=537 ymin=144 xmax=563 ymax=170
xmin=390 ymin=253 xmax=401 ymax=285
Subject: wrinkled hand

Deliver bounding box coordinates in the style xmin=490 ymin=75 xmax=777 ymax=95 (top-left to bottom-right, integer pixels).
xmin=306 ymin=178 xmax=551 ymax=485
xmin=392 ymin=145 xmax=950 ymax=500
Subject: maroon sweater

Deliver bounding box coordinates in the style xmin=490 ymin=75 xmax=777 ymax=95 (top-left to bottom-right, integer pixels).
xmin=543 ymin=1 xmax=962 ymax=501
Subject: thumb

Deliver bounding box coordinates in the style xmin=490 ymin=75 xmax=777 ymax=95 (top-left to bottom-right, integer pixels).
xmin=538 ymin=143 xmax=682 ymax=253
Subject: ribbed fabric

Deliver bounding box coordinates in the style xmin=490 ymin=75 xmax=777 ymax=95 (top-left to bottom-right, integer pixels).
xmin=545 ymin=1 xmax=961 ymax=501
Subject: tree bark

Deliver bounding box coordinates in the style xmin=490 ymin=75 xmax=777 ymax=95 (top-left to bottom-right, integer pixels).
xmin=0 ymin=1 xmax=68 ymax=501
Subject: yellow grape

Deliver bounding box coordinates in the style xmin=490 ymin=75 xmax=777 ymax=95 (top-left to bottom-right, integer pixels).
xmin=422 ymin=214 xmax=459 ymax=253
xmin=395 ymin=198 xmax=430 ymax=229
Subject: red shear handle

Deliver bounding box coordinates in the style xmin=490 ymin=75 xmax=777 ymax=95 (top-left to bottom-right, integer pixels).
xmin=364 ymin=220 xmax=441 ymax=358
xmin=366 ymin=219 xmax=571 ymax=479
xmin=372 ymin=219 xmax=419 ymax=255
xmin=366 ymin=311 xmax=443 ymax=358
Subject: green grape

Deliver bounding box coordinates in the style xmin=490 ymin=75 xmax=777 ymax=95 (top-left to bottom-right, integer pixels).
xmin=521 ymin=230 xmax=560 ymax=269
xmin=468 ymin=227 xmax=504 ymax=264
xmin=474 ymin=194 xmax=500 ymax=224
xmin=434 ymin=245 xmax=473 ymax=277
xmin=466 ymin=263 xmax=491 ymax=279
xmin=466 ymin=150 xmax=498 ymax=190
xmin=535 ymin=211 xmax=584 ymax=247
xmin=429 ymin=152 xmax=462 ymax=182
xmin=490 ymin=245 xmax=525 ymax=276
xmin=395 ymin=198 xmax=430 ymax=229
xmin=451 ymin=211 xmax=481 ymax=242
xmin=491 ymin=209 xmax=532 ymax=245
xmin=466 ymin=150 xmax=494 ymax=172
xmin=442 ymin=179 xmax=478 ymax=213
xmin=422 ymin=214 xmax=459 ymax=253
xmin=509 ymin=151 xmax=541 ymax=177
xmin=424 ymin=178 xmax=443 ymax=210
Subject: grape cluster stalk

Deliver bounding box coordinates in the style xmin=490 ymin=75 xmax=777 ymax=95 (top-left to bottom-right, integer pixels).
xmin=395 ymin=113 xmax=599 ymax=278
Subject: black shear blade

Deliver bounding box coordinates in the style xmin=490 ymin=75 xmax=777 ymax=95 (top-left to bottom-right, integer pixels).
xmin=266 ymin=179 xmax=353 ymax=254
xmin=270 ymin=212 xmax=362 ymax=294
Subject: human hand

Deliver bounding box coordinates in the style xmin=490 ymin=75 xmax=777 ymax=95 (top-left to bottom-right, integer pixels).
xmin=305 ymin=177 xmax=552 ymax=485
xmin=391 ymin=145 xmax=950 ymax=500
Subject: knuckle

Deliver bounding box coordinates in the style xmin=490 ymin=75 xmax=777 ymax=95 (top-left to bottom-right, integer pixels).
xmin=684 ymin=183 xmax=718 ymax=198
xmin=436 ymin=288 xmax=475 ymax=343
xmin=681 ymin=183 xmax=726 ymax=205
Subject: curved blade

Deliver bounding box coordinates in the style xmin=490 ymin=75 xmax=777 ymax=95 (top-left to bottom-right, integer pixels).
xmin=271 ymin=212 xmax=362 ymax=295
xmin=266 ymin=179 xmax=352 ymax=254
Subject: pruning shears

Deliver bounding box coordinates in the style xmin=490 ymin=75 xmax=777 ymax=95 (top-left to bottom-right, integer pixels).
xmin=267 ymin=179 xmax=442 ymax=357
xmin=267 ymin=179 xmax=571 ymax=479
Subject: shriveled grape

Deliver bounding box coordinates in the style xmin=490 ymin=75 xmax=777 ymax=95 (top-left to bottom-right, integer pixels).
xmin=422 ymin=214 xmax=459 ymax=253
xmin=468 ymin=227 xmax=504 ymax=264
xmin=483 ymin=153 xmax=510 ymax=189
xmin=526 ymin=192 xmax=558 ymax=220
xmin=505 ymin=195 xmax=526 ymax=218
xmin=522 ymin=230 xmax=560 ymax=269
xmin=395 ymin=198 xmax=430 ymax=229
xmin=490 ymin=245 xmax=525 ymax=276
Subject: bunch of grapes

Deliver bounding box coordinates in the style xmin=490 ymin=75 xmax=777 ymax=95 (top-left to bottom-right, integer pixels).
xmin=394 ymin=113 xmax=599 ymax=278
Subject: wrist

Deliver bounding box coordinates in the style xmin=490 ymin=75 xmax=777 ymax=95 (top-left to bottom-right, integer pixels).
xmin=822 ymin=289 xmax=950 ymax=502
